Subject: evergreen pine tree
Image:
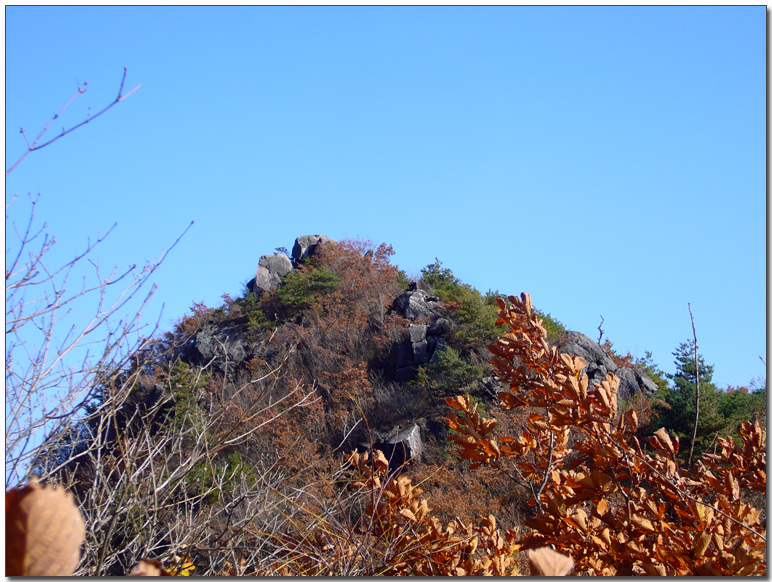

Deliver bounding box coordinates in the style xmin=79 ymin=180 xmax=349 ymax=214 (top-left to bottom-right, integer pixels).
xmin=656 ymin=341 xmax=724 ymax=462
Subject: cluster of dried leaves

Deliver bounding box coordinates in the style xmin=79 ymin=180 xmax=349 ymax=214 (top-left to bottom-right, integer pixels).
xmin=445 ymin=292 xmax=766 ymax=575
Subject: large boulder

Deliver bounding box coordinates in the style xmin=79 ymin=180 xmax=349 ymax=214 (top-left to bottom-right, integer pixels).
xmin=393 ymin=292 xmax=453 ymax=381
xmin=375 ymin=424 xmax=423 ymax=471
xmin=556 ymin=331 xmax=657 ymax=399
xmin=556 ymin=331 xmax=618 ymax=386
xmin=395 ymin=320 xmax=453 ymax=382
xmin=292 ymin=234 xmax=335 ymax=263
xmin=253 ymin=253 xmax=293 ymax=293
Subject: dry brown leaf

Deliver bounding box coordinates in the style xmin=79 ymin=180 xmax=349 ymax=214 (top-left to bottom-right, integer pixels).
xmin=694 ymin=502 xmax=714 ymax=526
xmin=6 ymin=478 xmax=85 ymax=576
xmin=528 ymin=547 xmax=574 ymax=576
xmin=631 ymin=514 xmax=657 ymax=534
xmin=693 ymin=531 xmax=712 ymax=558
xmin=623 ymin=408 xmax=638 ymax=433
xmin=650 ymin=427 xmax=675 ymax=455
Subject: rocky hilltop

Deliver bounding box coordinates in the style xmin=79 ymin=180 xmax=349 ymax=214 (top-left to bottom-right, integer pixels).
xmin=183 ymin=234 xmax=658 ymax=470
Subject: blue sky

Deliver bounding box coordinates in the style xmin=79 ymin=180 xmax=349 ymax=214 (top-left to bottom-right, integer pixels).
xmin=5 ymin=6 xmax=766 ymax=389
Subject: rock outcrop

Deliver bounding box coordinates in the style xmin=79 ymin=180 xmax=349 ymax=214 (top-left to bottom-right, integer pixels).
xmin=556 ymin=332 xmax=618 ymax=386
xmin=392 ymin=290 xmax=452 ymax=381
xmin=392 ymin=289 xmax=444 ymax=322
xmin=615 ymin=367 xmax=659 ymax=400
xmin=247 ymin=234 xmax=335 ymax=294
xmin=555 ymin=331 xmax=657 ymax=399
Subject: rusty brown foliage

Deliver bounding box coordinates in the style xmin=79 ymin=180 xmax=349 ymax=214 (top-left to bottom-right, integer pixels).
xmin=445 ymin=292 xmax=766 ymax=576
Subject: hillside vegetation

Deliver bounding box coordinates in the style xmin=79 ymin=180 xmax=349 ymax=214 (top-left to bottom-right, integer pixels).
xmin=17 ymin=236 xmax=766 ymax=576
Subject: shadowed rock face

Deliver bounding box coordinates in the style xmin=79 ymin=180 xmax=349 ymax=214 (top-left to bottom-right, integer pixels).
xmin=190 ymin=319 xmax=253 ymax=376
xmin=615 ymin=367 xmax=658 ymax=400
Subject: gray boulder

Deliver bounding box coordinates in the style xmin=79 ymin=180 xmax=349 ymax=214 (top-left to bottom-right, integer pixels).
xmin=375 ymin=424 xmax=423 ymax=470
xmin=409 ymin=324 xmax=427 ymax=343
xmin=193 ymin=321 xmax=252 ymax=375
xmin=557 ymin=331 xmax=658 ymax=399
xmin=428 ymin=317 xmax=452 ymax=336
xmin=292 ymin=234 xmax=335 ymax=263
xmin=395 ymin=322 xmax=450 ymax=381
xmin=393 ymin=293 xmax=452 ymax=381
xmin=254 ymin=253 xmax=293 ymax=293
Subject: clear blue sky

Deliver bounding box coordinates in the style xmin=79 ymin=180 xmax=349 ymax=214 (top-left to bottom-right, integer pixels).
xmin=6 ymin=6 xmax=766 ymax=389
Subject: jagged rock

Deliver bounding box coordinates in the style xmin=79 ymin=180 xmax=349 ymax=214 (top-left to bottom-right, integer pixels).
xmin=428 ymin=337 xmax=448 ymax=365
xmin=392 ymin=289 xmax=444 ymax=322
xmin=616 ymin=367 xmax=658 ymax=400
xmin=292 ymin=234 xmax=335 ymax=263
xmin=393 ymin=295 xmax=452 ymax=381
xmin=375 ymin=424 xmax=423 ymax=470
xmin=395 ymin=321 xmax=451 ymax=381
xmin=413 ymin=339 xmax=429 ymax=365
xmin=253 ymin=253 xmax=293 ymax=293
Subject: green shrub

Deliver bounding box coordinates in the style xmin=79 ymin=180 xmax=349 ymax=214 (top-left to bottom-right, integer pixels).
xmin=185 ymin=450 xmax=258 ymax=503
xmin=419 ymin=260 xmax=506 ymax=348
xmin=164 ymin=359 xmax=207 ymax=432
xmin=412 ymin=345 xmax=483 ymax=397
xmin=420 ymin=259 xmax=463 ymax=301
xmin=274 ymin=265 xmax=342 ymax=315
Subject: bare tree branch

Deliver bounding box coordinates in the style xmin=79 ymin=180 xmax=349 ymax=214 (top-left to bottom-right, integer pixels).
xmin=6 ymin=68 xmax=140 ymax=175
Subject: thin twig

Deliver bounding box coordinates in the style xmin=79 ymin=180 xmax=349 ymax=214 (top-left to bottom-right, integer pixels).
xmin=687 ymin=303 xmax=700 ymax=468
xmin=7 ymin=68 xmax=140 ymax=175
